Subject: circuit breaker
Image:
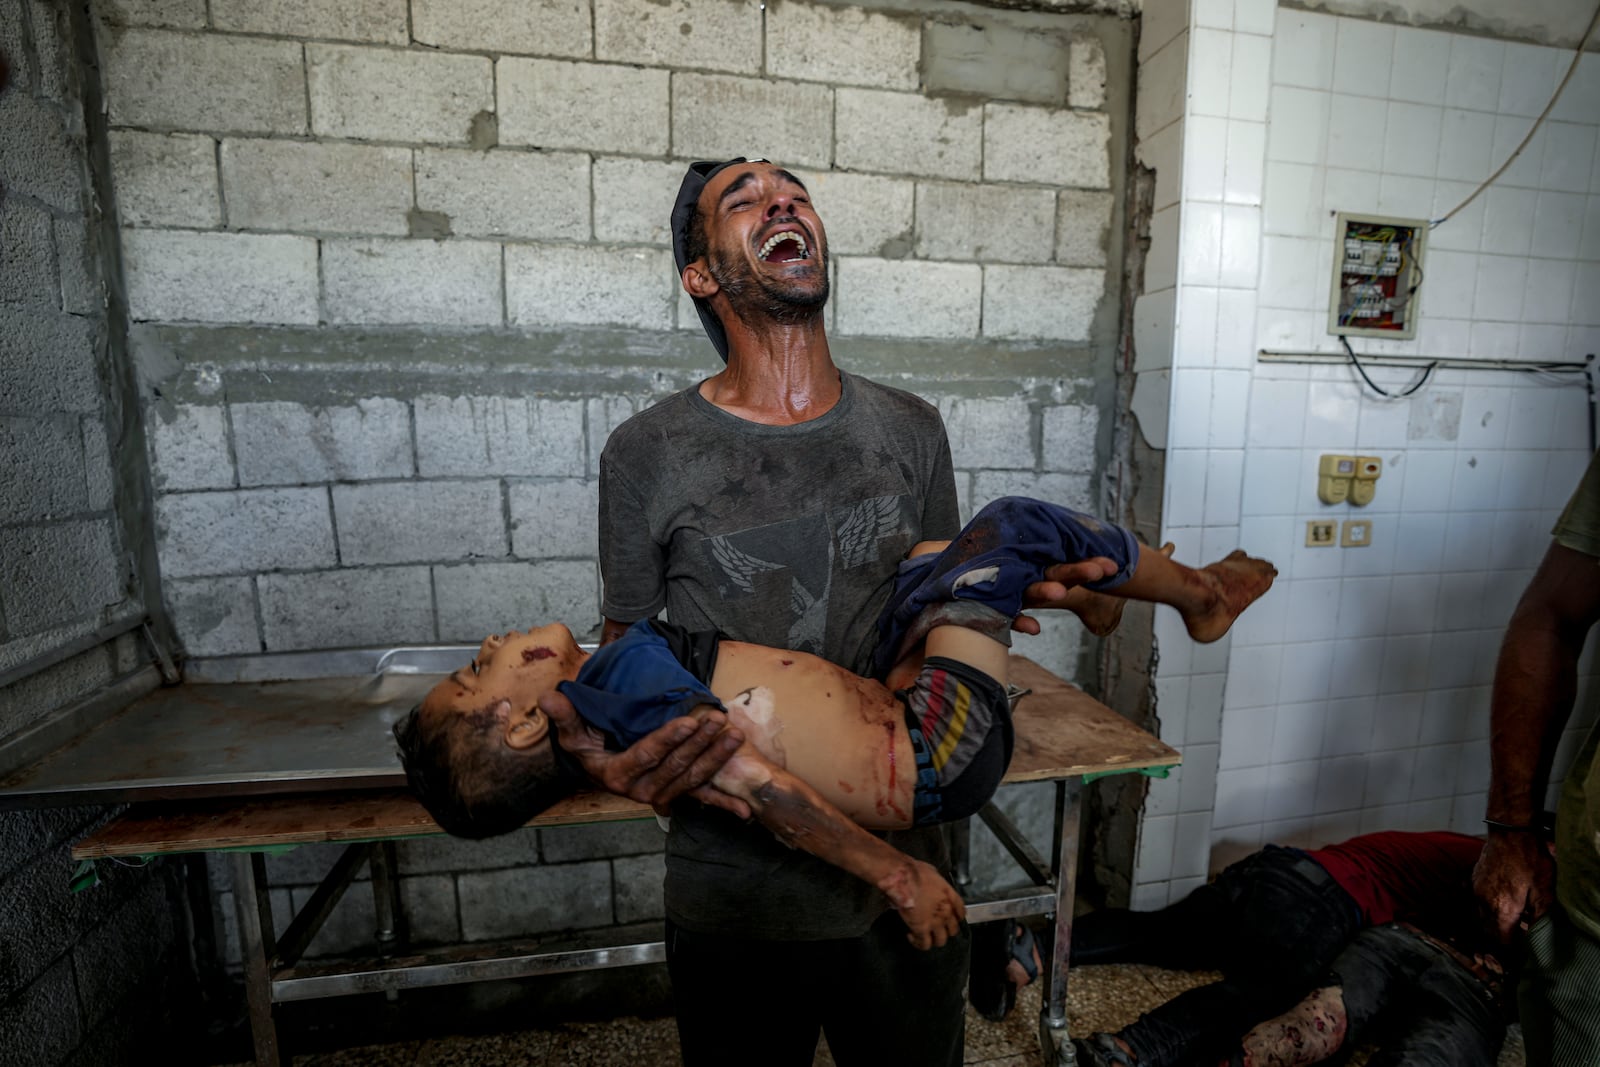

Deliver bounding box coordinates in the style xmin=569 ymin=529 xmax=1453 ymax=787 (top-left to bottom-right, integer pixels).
xmin=1327 ymin=213 xmax=1426 ymax=340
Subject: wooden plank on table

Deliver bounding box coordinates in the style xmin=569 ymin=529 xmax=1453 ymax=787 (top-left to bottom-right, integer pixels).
xmin=1003 ymin=658 xmax=1180 ymax=782
xmin=75 ymin=657 xmax=1176 ymax=859
xmin=73 ymin=788 xmax=651 ymax=859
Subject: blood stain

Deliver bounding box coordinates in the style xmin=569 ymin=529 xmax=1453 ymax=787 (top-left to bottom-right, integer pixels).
xmin=522 ymin=647 xmax=556 ymax=661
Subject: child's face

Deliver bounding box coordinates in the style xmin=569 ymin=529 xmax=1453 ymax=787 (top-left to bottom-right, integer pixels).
xmin=419 ymin=624 xmax=590 ymax=746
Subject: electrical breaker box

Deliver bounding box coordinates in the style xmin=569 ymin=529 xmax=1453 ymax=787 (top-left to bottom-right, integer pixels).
xmin=1327 ymin=212 xmax=1426 ymax=340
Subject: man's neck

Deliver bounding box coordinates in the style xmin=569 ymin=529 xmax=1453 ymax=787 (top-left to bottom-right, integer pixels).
xmin=700 ymin=317 xmax=841 ymax=426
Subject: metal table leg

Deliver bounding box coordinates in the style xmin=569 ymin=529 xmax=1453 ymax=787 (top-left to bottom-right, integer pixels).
xmin=1039 ymin=778 xmax=1084 ymax=1066
xmin=370 ymin=840 xmax=404 ymax=1002
xmin=231 ymin=852 xmax=285 ymax=1067
xmin=949 ymin=817 xmax=972 ymax=890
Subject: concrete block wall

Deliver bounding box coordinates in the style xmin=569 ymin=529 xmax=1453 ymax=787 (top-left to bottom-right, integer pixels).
xmin=91 ymin=0 xmax=1136 ymax=945
xmin=1 ymin=2 xmax=199 ymax=1062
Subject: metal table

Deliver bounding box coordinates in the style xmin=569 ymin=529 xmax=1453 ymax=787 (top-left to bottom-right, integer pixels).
xmin=7 ymin=648 xmax=1179 ymax=1066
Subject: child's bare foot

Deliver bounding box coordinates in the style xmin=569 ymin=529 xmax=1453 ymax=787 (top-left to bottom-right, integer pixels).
xmin=1183 ymin=551 xmax=1277 ymax=643
xmin=1070 ymin=544 xmax=1175 ymax=636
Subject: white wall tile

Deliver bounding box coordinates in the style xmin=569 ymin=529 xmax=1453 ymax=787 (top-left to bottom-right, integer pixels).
xmin=1445 ymin=35 xmax=1504 ymax=114
xmin=1482 ymin=185 xmax=1539 ymax=256
xmin=1230 ymin=33 xmax=1273 ymax=121
xmin=1469 ymin=321 xmax=1520 ymax=359
xmin=1216 ymin=289 xmax=1259 ymax=369
xmin=1264 ymin=162 xmax=1325 ymax=237
xmin=1377 ymin=174 xmax=1434 ymax=218
xmin=1322 ymin=167 xmax=1381 ymax=219
xmin=1315 ymin=754 xmax=1369 ymax=812
xmin=1323 ymin=696 xmax=1376 ymax=758
xmin=1235 ymin=0 xmax=1275 ymax=37
xmin=1474 ymin=254 xmax=1527 ymax=321
xmin=1223 ymin=645 xmax=1284 ymax=712
xmin=1265 ymin=758 xmax=1320 ymax=818
xmin=1170 ymin=368 xmax=1215 ymax=448
xmin=1225 ymin=121 xmax=1267 ymax=205
xmin=1185 ymin=115 xmax=1228 ymax=203
xmin=1388 ymin=26 xmax=1451 ymax=107
xmin=1272 ymin=10 xmax=1336 ymax=90
xmin=1191 ymin=27 xmax=1235 ymax=118
xmin=1248 ymin=377 xmax=1309 ymax=446
xmin=1327 ymin=94 xmax=1387 ymax=172
xmin=1550 ymin=53 xmax=1600 ymax=125
xmin=1278 ymin=638 xmax=1335 ymax=704
xmin=1213 ymin=765 xmax=1269 ymax=827
xmin=1258 ymin=235 xmax=1323 ymax=310
xmin=1135 ymin=813 xmax=1177 ymax=882
xmin=1531 ymin=190 xmax=1587 ymax=261
xmin=1541 ymin=122 xmax=1598 ymax=195
xmin=1491 ymin=115 xmax=1546 ymax=189
xmin=1498 ymin=42 xmax=1561 ymax=120
xmin=1379 ymin=632 xmax=1433 ymax=694
xmin=1188 ymin=674 xmax=1228 ymax=744
xmin=1523 ymin=259 xmax=1577 ymax=325
xmin=1435 ymin=109 xmax=1497 ymax=186
xmin=1182 ymin=202 xmax=1224 ymax=284
xmin=1165 ymin=448 xmax=1210 ymax=527
xmin=1220 ymin=205 xmax=1262 ymax=287
xmin=1383 ymin=103 xmax=1443 ymax=178
xmin=1177 ymin=285 xmax=1219 ymax=365
xmin=1337 ymin=574 xmax=1391 ymax=638
xmin=1204 ymin=448 xmax=1246 ymax=524
xmin=1179 ymin=744 xmax=1220 ymax=813
xmin=1173 ymin=812 xmax=1215 ymax=878
xmin=1388 ymin=571 xmax=1440 ymax=634
xmin=1331 ymin=18 xmax=1393 ymax=98
xmin=1459 ymin=385 xmax=1511 ymax=449
xmin=1268 ymin=86 xmax=1330 ymax=165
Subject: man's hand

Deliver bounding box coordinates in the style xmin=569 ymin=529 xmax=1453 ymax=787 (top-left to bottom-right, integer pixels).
xmin=1013 ymin=556 xmax=1119 ymax=635
xmin=541 ymin=689 xmax=750 ymax=820
xmin=1472 ymin=830 xmax=1556 ymax=944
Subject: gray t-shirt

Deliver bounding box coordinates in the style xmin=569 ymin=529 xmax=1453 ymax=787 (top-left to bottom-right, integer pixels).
xmin=599 ymin=371 xmax=960 ymax=939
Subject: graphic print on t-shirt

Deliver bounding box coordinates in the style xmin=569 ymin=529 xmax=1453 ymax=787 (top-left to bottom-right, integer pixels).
xmin=701 ymin=495 xmax=916 ymax=656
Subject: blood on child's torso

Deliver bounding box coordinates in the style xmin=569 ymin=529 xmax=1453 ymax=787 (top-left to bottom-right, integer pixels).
xmin=709 ymin=641 xmax=919 ymax=830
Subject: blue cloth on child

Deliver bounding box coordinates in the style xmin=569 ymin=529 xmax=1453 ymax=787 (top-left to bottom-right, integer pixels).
xmin=557 ymin=620 xmax=724 ymax=748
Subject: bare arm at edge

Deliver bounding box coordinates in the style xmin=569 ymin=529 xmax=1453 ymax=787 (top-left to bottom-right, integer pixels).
xmin=1473 ymin=541 xmax=1600 ymax=943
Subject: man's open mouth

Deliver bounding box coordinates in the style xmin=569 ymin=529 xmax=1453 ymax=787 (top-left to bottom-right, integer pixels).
xmin=758 ymin=230 xmax=810 ymax=263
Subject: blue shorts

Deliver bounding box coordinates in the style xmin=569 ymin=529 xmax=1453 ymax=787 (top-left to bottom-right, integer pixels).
xmin=871 ymin=497 xmax=1139 ymax=679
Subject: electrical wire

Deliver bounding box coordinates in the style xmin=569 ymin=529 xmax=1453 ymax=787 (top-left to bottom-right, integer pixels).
xmin=1432 ymin=0 xmax=1600 ymax=227
xmin=1340 ymin=335 xmax=1436 ymax=398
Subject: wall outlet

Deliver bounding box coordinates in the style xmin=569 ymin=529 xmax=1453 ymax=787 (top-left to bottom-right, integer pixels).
xmin=1318 ymin=454 xmax=1356 ymax=505
xmin=1342 ymin=519 xmax=1372 ymax=547
xmin=1306 ymin=520 xmax=1338 ymax=546
xmin=1350 ymin=457 xmax=1382 ymax=507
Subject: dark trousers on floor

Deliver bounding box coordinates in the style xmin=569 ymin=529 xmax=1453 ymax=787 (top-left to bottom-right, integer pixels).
xmin=665 ymin=909 xmax=970 ymax=1067
xmin=1072 ymin=845 xmax=1364 ymax=1067
xmin=1335 ymin=923 xmax=1504 ymax=1067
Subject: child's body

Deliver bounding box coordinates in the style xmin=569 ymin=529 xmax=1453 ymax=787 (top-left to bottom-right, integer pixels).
xmin=396 ymin=498 xmax=1277 ymax=947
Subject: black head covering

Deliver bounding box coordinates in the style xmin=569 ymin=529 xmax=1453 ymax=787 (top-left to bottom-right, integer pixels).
xmin=671 ymin=157 xmax=765 ymax=362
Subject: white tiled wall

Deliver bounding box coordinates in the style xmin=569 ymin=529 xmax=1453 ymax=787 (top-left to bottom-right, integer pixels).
xmin=1130 ymin=2 xmax=1600 ymax=909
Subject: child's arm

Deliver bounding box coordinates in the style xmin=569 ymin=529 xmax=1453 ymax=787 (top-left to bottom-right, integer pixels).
xmin=710 ymin=729 xmax=966 ymax=950
xmin=541 ymin=687 xmax=964 ymax=950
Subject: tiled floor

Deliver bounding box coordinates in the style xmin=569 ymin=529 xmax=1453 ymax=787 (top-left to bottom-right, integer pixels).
xmin=222 ymin=963 xmax=1526 ymax=1066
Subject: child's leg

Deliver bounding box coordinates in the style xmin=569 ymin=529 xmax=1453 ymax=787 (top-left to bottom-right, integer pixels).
xmin=1112 ymin=544 xmax=1278 ymax=644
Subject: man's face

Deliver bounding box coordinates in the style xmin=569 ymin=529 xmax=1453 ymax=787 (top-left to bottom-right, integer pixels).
xmin=696 ymin=162 xmax=830 ymax=321
xmin=419 ymin=624 xmax=589 ymax=741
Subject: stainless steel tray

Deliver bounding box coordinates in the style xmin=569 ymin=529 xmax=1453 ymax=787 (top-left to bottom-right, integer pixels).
xmin=0 ymin=646 xmax=482 ymax=805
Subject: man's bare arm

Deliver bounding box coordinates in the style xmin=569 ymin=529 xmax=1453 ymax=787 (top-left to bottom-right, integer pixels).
xmin=601 ymin=616 xmax=633 ymax=646
xmin=1474 ymin=541 xmax=1600 ymax=942
xmin=544 ymin=684 xmax=749 ymax=819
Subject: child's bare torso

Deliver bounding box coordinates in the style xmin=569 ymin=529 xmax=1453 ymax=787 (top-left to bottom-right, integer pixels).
xmin=709 ymin=641 xmax=919 ymax=830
